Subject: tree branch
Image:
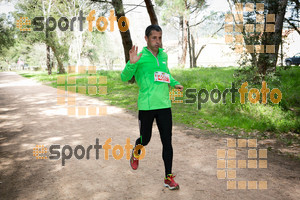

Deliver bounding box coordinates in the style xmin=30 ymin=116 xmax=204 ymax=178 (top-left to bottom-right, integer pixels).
xmin=190 ymin=6 xmax=198 ymax=14
xmin=285 ymin=17 xmax=300 ymax=35
xmin=123 ymin=3 xmax=146 ymax=7
xmin=90 ymin=0 xmax=112 ymax=5
xmin=195 ymin=23 xmax=224 ymax=60
xmin=190 ymin=12 xmax=218 ymax=27
xmin=125 ymin=1 xmax=145 ymax=14
xmin=287 ymin=19 xmax=300 ymax=22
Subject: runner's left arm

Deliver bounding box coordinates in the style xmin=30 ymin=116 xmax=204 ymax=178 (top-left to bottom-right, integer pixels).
xmin=168 ymin=72 xmax=180 ymax=87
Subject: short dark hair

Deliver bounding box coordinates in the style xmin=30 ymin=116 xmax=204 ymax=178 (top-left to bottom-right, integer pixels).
xmin=145 ymin=25 xmax=162 ymax=37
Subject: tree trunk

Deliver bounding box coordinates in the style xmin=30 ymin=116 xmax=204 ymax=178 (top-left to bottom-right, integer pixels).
xmin=257 ymin=0 xmax=288 ymax=76
xmin=273 ymin=0 xmax=288 ymax=72
xmin=187 ymin=23 xmax=196 ymax=68
xmin=111 ymin=0 xmax=132 ymax=63
xmin=178 ymin=16 xmax=183 ymax=64
xmin=144 ymin=0 xmax=158 ymax=25
xmin=46 ymin=44 xmax=52 ymax=75
xmin=187 ymin=21 xmax=192 ymax=68
xmin=191 ymin=34 xmax=196 ymax=68
xmin=49 ymin=44 xmax=65 ymax=74
xmin=179 ymin=0 xmax=188 ymax=67
xmin=111 ymin=0 xmax=134 ymax=83
xmin=280 ymin=40 xmax=283 ymax=67
xmin=180 ymin=17 xmax=188 ymax=66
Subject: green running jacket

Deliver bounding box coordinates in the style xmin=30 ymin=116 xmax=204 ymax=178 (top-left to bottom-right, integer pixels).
xmin=121 ymin=47 xmax=181 ymax=110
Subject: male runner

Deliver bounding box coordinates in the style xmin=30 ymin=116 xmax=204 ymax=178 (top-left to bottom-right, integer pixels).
xmin=121 ymin=25 xmax=183 ymax=190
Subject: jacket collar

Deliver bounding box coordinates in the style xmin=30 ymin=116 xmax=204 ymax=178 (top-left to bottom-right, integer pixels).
xmin=143 ymin=46 xmax=164 ymax=56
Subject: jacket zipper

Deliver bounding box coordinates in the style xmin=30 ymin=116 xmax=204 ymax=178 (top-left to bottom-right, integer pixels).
xmin=145 ymin=47 xmax=160 ymax=109
xmin=146 ymin=48 xmax=159 ymax=67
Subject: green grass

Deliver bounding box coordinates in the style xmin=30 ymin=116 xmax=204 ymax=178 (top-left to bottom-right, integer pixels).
xmin=17 ymin=67 xmax=299 ymax=141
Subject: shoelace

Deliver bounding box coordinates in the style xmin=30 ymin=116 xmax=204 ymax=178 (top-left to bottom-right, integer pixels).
xmin=166 ymin=174 xmax=176 ymax=181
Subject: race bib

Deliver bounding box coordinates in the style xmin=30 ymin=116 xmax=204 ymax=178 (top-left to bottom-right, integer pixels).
xmin=154 ymin=71 xmax=170 ymax=83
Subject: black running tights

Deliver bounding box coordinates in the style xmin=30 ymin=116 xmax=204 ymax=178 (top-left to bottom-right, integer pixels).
xmin=135 ymin=108 xmax=173 ymax=177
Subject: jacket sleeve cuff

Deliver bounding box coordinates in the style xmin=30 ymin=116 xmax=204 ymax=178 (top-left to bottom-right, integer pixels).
xmin=170 ymin=80 xmax=180 ymax=88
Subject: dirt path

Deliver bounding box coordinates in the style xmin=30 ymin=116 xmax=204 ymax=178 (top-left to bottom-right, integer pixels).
xmin=0 ymin=72 xmax=299 ymax=200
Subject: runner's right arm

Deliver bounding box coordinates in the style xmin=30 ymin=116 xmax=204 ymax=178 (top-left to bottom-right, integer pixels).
xmin=121 ymin=61 xmax=138 ymax=82
xmin=121 ymin=45 xmax=142 ymax=82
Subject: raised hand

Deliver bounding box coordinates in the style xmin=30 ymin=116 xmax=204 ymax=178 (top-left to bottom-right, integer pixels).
xmin=129 ymin=45 xmax=142 ymax=64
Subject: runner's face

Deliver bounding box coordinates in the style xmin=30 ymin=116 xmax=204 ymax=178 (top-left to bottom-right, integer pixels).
xmin=145 ymin=30 xmax=162 ymax=54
